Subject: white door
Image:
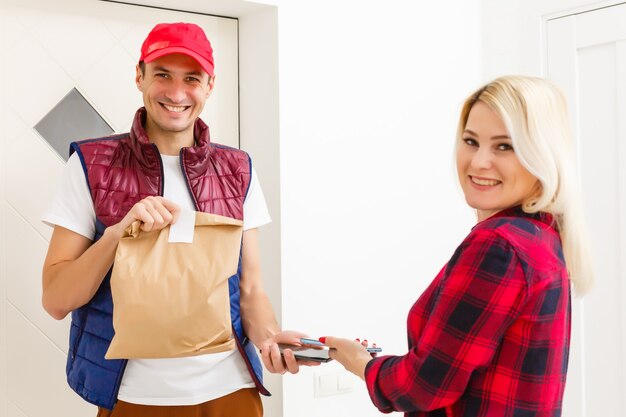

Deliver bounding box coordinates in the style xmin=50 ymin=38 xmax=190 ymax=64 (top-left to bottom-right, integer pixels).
xmin=0 ymin=0 xmax=238 ymax=415
xmin=546 ymin=4 xmax=626 ymax=417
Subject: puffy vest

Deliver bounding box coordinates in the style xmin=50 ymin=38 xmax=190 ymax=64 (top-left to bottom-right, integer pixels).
xmin=65 ymin=108 xmax=269 ymax=410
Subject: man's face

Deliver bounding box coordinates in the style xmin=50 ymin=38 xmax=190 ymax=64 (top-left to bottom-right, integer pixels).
xmin=136 ymin=53 xmax=214 ymax=137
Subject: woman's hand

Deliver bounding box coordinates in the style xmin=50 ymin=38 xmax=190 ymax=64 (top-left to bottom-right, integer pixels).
xmin=321 ymin=336 xmax=376 ymax=380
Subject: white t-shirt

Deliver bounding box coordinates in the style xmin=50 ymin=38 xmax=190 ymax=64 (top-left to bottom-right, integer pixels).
xmin=42 ymin=152 xmax=271 ymax=405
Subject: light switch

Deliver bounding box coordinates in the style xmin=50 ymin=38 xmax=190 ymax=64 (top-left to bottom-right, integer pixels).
xmin=315 ymin=373 xmax=337 ymax=397
xmin=314 ymin=371 xmax=354 ymax=397
xmin=337 ymin=373 xmax=354 ymax=392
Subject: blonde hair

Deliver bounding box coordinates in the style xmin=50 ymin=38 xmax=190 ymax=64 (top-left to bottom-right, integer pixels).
xmin=457 ymin=75 xmax=594 ymax=295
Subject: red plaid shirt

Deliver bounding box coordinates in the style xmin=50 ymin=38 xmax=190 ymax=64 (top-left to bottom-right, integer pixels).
xmin=365 ymin=207 xmax=570 ymax=417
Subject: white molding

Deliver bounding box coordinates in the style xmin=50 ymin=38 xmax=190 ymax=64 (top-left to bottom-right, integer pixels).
xmin=0 ymin=7 xmax=8 ymax=417
xmin=543 ymin=0 xmax=625 ymax=21
xmin=97 ymin=0 xmax=269 ymax=18
xmin=616 ymin=40 xmax=626 ymax=416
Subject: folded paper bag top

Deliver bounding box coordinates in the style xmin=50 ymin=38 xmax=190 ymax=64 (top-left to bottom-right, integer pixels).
xmin=105 ymin=211 xmax=244 ymax=359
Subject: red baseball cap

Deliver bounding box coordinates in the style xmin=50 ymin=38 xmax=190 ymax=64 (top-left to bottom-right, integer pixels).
xmin=140 ymin=22 xmax=214 ymax=76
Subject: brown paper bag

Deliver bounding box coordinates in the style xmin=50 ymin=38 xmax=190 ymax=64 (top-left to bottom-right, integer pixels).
xmin=105 ymin=212 xmax=243 ymax=359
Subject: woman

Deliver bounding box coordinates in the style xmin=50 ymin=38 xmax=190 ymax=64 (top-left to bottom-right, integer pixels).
xmin=322 ymin=76 xmax=594 ymax=416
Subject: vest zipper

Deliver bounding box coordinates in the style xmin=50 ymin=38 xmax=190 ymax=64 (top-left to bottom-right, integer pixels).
xmin=178 ymin=146 xmax=268 ymax=394
xmin=179 ymin=148 xmax=200 ymax=210
xmin=233 ymin=326 xmax=271 ymax=396
xmin=152 ymin=144 xmax=165 ymax=196
xmin=110 ymin=359 xmax=128 ymax=408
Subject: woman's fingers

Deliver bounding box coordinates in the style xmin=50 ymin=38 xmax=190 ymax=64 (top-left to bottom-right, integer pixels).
xmin=320 ymin=336 xmax=374 ymax=380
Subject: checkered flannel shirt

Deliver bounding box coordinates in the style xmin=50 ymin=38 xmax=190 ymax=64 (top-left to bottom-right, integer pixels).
xmin=365 ymin=207 xmax=571 ymax=417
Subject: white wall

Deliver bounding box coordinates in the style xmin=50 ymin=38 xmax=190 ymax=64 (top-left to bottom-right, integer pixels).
xmin=263 ymin=1 xmax=481 ymax=415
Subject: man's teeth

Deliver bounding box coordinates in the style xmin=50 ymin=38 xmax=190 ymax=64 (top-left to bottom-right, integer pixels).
xmin=163 ymin=104 xmax=187 ymax=112
xmin=471 ymin=177 xmax=500 ymax=186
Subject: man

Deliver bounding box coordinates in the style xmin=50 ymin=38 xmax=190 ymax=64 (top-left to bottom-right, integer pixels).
xmin=41 ymin=22 xmax=308 ymax=416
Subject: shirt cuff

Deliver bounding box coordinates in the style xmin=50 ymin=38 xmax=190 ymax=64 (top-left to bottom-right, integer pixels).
xmin=364 ymin=355 xmax=395 ymax=414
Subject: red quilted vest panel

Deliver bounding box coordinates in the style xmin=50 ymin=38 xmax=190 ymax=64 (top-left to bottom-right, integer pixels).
xmin=72 ymin=108 xmax=251 ymax=226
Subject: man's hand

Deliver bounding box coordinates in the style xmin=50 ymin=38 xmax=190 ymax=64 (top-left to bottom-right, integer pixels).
xmin=109 ymin=196 xmax=181 ymax=238
xmin=260 ymin=330 xmax=321 ymax=374
xmin=42 ymin=196 xmax=181 ymax=320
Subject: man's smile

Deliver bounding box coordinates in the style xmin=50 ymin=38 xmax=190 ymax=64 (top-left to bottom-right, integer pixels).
xmin=160 ymin=103 xmax=190 ymax=113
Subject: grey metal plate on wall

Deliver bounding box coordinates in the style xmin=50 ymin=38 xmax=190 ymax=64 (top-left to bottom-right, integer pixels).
xmin=35 ymin=88 xmax=114 ymax=161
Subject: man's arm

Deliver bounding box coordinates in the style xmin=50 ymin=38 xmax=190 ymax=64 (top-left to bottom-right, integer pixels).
xmin=42 ymin=196 xmax=180 ymax=320
xmin=239 ymin=228 xmax=315 ymax=374
xmin=239 ymin=228 xmax=280 ymax=341
xmin=42 ymin=225 xmax=121 ymax=320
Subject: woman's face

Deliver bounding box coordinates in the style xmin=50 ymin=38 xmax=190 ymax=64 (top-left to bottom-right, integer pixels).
xmin=456 ymin=101 xmax=539 ymax=221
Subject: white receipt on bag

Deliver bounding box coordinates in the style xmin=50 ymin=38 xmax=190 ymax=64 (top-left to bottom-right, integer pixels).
xmin=168 ymin=209 xmax=195 ymax=243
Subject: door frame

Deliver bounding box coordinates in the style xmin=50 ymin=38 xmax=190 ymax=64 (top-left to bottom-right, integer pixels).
xmin=542 ymin=0 xmax=626 ymax=73
xmin=544 ymin=3 xmax=626 ymax=417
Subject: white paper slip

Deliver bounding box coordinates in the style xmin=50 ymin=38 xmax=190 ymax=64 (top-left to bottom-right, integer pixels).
xmin=168 ymin=209 xmax=195 ymax=243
